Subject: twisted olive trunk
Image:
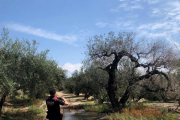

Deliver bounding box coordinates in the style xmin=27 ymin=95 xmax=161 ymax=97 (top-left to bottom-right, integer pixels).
xmin=119 ymin=86 xmax=130 ymax=109
xmin=107 ymin=72 xmax=120 ymax=112
xmin=0 ymin=93 xmax=7 ymax=116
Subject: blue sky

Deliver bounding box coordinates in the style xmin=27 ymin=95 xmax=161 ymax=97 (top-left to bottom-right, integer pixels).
xmin=0 ymin=0 xmax=180 ymax=76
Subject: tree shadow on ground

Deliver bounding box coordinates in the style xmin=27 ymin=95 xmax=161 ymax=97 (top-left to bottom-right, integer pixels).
xmin=4 ymin=99 xmax=31 ymax=108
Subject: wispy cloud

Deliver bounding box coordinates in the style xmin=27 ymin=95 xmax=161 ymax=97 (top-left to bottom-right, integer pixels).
xmin=110 ymin=3 xmax=143 ymax=12
xmin=113 ymin=20 xmax=134 ymax=30
xmin=151 ymin=8 xmax=161 ymax=17
xmin=95 ymin=22 xmax=108 ymax=27
xmin=148 ymin=32 xmax=166 ymax=37
xmin=107 ymin=0 xmax=180 ymax=40
xmin=130 ymin=0 xmax=160 ymax=4
xmin=112 ymin=0 xmax=160 ymax=12
xmin=148 ymin=0 xmax=159 ymax=4
xmin=61 ymin=63 xmax=83 ymax=76
xmin=6 ymin=23 xmax=78 ymax=45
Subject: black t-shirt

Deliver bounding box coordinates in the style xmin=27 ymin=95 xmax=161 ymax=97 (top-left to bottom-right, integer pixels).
xmin=46 ymin=96 xmax=65 ymax=114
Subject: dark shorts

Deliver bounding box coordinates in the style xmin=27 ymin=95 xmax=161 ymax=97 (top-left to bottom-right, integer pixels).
xmin=46 ymin=113 xmax=63 ymax=120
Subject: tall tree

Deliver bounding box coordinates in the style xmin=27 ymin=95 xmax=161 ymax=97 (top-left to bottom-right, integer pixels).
xmin=85 ymin=31 xmax=175 ymax=111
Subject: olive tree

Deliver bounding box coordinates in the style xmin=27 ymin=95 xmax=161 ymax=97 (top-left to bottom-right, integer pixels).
xmin=65 ymin=65 xmax=109 ymax=101
xmin=0 ymin=28 xmax=66 ymax=114
xmin=0 ymin=28 xmax=25 ymax=114
xmin=81 ymin=65 xmax=108 ymax=100
xmin=85 ymin=31 xmax=174 ymax=111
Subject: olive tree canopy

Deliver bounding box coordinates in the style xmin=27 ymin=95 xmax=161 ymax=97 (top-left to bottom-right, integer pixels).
xmin=85 ymin=31 xmax=175 ymax=111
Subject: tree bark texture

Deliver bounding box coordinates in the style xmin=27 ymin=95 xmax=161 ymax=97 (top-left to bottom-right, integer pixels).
xmin=108 ymin=71 xmax=120 ymax=112
xmin=0 ymin=93 xmax=7 ymax=116
xmin=119 ymin=86 xmax=130 ymax=108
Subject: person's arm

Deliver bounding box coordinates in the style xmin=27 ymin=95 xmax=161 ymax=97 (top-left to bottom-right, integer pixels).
xmin=60 ymin=97 xmax=68 ymax=105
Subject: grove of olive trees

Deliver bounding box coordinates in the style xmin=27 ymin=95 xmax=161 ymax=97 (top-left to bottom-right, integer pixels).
xmin=0 ymin=28 xmax=66 ymax=114
xmin=65 ymin=66 xmax=109 ymax=102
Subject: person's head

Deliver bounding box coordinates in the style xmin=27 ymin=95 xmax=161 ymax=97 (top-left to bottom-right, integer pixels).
xmin=49 ymin=89 xmax=56 ymax=96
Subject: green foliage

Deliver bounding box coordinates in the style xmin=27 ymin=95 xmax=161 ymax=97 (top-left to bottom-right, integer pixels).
xmin=84 ymin=103 xmax=110 ymax=113
xmin=1 ymin=95 xmax=46 ymax=120
xmin=2 ymin=107 xmax=45 ymax=120
xmin=0 ymin=27 xmax=66 ymax=97
xmin=28 ymin=105 xmax=44 ymax=114
xmin=65 ymin=65 xmax=109 ymax=101
xmin=0 ymin=27 xmax=66 ymax=114
xmin=85 ymin=31 xmax=174 ymax=112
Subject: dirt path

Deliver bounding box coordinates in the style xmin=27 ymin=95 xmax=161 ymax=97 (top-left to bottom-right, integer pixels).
xmin=145 ymin=102 xmax=180 ymax=111
xmin=56 ymin=91 xmax=89 ymax=106
xmin=55 ymin=91 xmax=94 ymax=114
xmin=56 ymin=91 xmax=180 ymax=112
xmin=55 ymin=91 xmax=107 ymax=120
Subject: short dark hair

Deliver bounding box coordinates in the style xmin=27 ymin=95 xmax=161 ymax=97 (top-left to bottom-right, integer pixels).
xmin=50 ymin=89 xmax=56 ymax=96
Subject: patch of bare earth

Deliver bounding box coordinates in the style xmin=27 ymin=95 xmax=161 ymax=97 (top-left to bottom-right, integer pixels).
xmin=55 ymin=91 xmax=94 ymax=113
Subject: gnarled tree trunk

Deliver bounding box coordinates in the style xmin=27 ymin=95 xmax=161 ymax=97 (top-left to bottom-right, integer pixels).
xmin=119 ymin=86 xmax=130 ymax=109
xmin=108 ymin=71 xmax=120 ymax=112
xmin=0 ymin=93 xmax=7 ymax=116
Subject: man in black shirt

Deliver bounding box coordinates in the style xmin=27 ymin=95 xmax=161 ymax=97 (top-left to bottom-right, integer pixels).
xmin=46 ymin=89 xmax=68 ymax=120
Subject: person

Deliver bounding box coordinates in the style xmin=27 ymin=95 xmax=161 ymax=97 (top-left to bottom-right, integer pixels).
xmin=46 ymin=89 xmax=68 ymax=120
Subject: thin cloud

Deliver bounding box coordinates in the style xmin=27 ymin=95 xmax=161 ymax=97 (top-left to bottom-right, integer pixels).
xmin=129 ymin=5 xmax=143 ymax=10
xmin=95 ymin=22 xmax=108 ymax=27
xmin=110 ymin=0 xmax=180 ymax=39
xmin=113 ymin=20 xmax=134 ymax=30
xmin=148 ymin=0 xmax=159 ymax=4
xmin=151 ymin=23 xmax=167 ymax=30
xmin=148 ymin=32 xmax=166 ymax=37
xmin=6 ymin=23 xmax=78 ymax=44
xmin=112 ymin=0 xmax=160 ymax=12
xmin=151 ymin=8 xmax=161 ymax=17
xmin=110 ymin=3 xmax=143 ymax=12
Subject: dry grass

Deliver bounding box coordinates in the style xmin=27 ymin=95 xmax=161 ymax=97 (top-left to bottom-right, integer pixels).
xmin=105 ymin=103 xmax=179 ymax=120
xmin=122 ymin=103 xmax=162 ymax=118
xmin=123 ymin=107 xmax=162 ymax=117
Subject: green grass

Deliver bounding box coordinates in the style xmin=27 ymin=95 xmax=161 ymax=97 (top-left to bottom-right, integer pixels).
xmin=1 ymin=95 xmax=46 ymax=120
xmin=83 ymin=101 xmax=96 ymax=105
xmin=28 ymin=105 xmax=44 ymax=114
xmin=83 ymin=103 xmax=111 ymax=113
xmin=1 ymin=105 xmax=46 ymax=120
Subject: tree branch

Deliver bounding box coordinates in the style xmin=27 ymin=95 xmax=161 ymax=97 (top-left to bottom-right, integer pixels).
xmin=90 ymin=51 xmax=117 ymax=58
